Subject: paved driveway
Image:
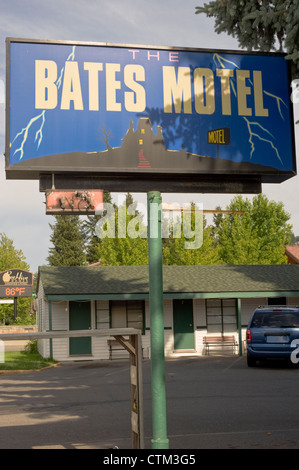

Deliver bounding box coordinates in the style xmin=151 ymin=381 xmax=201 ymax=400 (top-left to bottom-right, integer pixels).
xmin=1 ymin=356 xmax=299 ymax=449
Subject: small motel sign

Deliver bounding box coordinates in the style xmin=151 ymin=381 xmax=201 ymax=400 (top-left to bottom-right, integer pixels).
xmin=208 ymin=127 xmax=230 ymax=146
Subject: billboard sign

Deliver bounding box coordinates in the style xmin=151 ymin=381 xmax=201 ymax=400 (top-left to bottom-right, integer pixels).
xmin=0 ymin=269 xmax=33 ymax=297
xmin=6 ymin=38 xmax=296 ymax=184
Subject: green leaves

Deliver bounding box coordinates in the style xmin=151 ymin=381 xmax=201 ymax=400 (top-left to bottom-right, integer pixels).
xmin=45 ymin=193 xmax=292 ymax=267
xmin=47 ymin=215 xmax=86 ymax=266
xmin=162 ymin=213 xmax=221 ymax=265
xmin=216 ymin=194 xmax=292 ymax=264
xmin=196 ymin=0 xmax=299 ymax=77
xmin=0 ymin=233 xmax=29 ymax=272
xmin=86 ymin=195 xmax=148 ymax=266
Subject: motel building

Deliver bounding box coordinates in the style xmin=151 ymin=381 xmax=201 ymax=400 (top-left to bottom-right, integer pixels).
xmin=36 ymin=264 xmax=299 ymax=361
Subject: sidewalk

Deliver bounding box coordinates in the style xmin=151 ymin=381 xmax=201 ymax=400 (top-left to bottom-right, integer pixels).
xmin=3 ymin=340 xmax=29 ymax=352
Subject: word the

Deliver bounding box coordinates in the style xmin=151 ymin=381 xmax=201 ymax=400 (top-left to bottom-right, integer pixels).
xmin=128 ymin=49 xmax=180 ymax=62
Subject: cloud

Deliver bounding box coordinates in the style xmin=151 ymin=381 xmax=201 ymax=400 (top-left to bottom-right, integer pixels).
xmin=0 ymin=0 xmax=237 ymax=49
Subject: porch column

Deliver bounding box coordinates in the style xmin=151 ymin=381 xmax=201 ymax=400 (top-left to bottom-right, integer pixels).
xmin=48 ymin=300 xmax=53 ymax=359
xmin=237 ymin=298 xmax=243 ymax=356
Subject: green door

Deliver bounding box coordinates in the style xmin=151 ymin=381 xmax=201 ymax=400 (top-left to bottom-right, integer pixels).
xmin=173 ymin=299 xmax=195 ymax=350
xmin=69 ymin=301 xmax=92 ymax=355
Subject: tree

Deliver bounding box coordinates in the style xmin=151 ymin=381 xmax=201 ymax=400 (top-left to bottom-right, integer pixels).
xmin=162 ymin=205 xmax=222 ymax=265
xmin=83 ymin=192 xmax=113 ymax=264
xmin=0 ymin=233 xmax=29 ymax=272
xmin=88 ymin=194 xmax=148 ymax=266
xmin=47 ymin=216 xmax=86 ymax=266
xmin=195 ymin=1 xmax=299 ymax=77
xmin=290 ymin=233 xmax=299 ymax=245
xmin=216 ymin=194 xmax=292 ymax=264
xmin=163 ymin=219 xmax=221 ymax=265
xmin=98 ymin=124 xmax=114 ymax=150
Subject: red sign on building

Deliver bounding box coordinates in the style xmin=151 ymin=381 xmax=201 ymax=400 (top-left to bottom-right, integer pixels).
xmin=45 ymin=189 xmax=103 ymax=215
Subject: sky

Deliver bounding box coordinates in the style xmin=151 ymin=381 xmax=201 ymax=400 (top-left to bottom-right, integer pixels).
xmin=0 ymin=0 xmax=298 ymax=273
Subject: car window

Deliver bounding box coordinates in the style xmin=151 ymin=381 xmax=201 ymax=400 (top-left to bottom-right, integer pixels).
xmin=251 ymin=311 xmax=299 ymax=328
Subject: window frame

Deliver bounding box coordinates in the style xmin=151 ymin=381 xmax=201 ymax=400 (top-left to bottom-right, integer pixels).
xmin=109 ymin=300 xmax=145 ymax=335
xmin=205 ymin=298 xmax=237 ymax=333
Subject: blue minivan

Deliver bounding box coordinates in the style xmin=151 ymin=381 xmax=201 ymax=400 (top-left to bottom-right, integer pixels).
xmin=246 ymin=306 xmax=299 ymax=367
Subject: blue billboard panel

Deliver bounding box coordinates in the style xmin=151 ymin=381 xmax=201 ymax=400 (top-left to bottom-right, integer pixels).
xmin=6 ymin=39 xmax=296 ymax=183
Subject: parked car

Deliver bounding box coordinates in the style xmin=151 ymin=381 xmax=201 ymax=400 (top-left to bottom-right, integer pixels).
xmin=246 ymin=306 xmax=299 ymax=367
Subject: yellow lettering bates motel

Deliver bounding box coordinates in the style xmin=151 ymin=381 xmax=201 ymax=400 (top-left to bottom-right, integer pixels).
xmin=35 ymin=60 xmax=269 ymax=117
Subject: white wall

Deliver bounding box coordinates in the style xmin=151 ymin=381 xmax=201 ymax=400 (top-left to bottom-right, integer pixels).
xmin=37 ymin=295 xmax=299 ymax=361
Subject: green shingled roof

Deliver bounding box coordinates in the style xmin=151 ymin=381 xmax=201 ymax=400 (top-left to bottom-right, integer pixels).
xmin=38 ymin=265 xmax=299 ymax=297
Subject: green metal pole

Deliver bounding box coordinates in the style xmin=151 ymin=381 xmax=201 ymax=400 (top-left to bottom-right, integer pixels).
xmin=237 ymin=298 xmax=243 ymax=356
xmin=147 ymin=191 xmax=169 ymax=450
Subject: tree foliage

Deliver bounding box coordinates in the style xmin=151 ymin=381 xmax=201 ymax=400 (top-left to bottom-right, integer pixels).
xmin=89 ymin=194 xmax=148 ymax=265
xmin=196 ymin=1 xmax=299 ymax=76
xmin=162 ymin=209 xmax=221 ymax=265
xmin=290 ymin=232 xmax=299 ymax=245
xmin=83 ymin=191 xmax=113 ymax=264
xmin=53 ymin=193 xmax=293 ymax=266
xmin=47 ymin=215 xmax=86 ymax=266
xmin=215 ymin=193 xmax=292 ymax=264
xmin=0 ymin=233 xmax=29 ymax=272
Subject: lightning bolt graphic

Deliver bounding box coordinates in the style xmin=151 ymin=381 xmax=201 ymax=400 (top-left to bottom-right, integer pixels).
xmin=214 ymin=53 xmax=286 ymax=165
xmin=243 ymin=117 xmax=283 ymax=165
xmin=12 ymin=111 xmax=45 ymax=159
xmin=213 ymin=53 xmax=239 ymax=96
xmin=55 ymin=47 xmax=76 ymax=89
xmin=11 ymin=46 xmax=76 ymax=161
xmin=213 ymin=53 xmax=240 ymax=70
xmin=263 ymin=91 xmax=287 ymax=120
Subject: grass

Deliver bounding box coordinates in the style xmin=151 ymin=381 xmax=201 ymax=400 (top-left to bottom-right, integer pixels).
xmin=0 ymin=343 xmax=57 ymax=371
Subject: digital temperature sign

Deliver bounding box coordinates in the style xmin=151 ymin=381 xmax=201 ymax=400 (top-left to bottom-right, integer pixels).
xmin=0 ymin=269 xmax=33 ymax=297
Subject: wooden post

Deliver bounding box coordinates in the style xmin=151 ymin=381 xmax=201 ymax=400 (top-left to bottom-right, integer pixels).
xmin=113 ymin=334 xmax=144 ymax=449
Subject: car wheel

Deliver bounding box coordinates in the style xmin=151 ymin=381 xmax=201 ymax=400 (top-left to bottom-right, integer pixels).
xmin=247 ymin=354 xmax=256 ymax=367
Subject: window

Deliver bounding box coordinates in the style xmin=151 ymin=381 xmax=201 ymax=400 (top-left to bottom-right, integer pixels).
xmin=96 ymin=300 xmax=110 ymax=329
xmin=110 ymin=300 xmax=144 ymax=333
xmin=268 ymin=297 xmax=286 ymax=306
xmin=206 ymin=299 xmax=237 ymax=333
xmin=251 ymin=311 xmax=299 ymax=328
